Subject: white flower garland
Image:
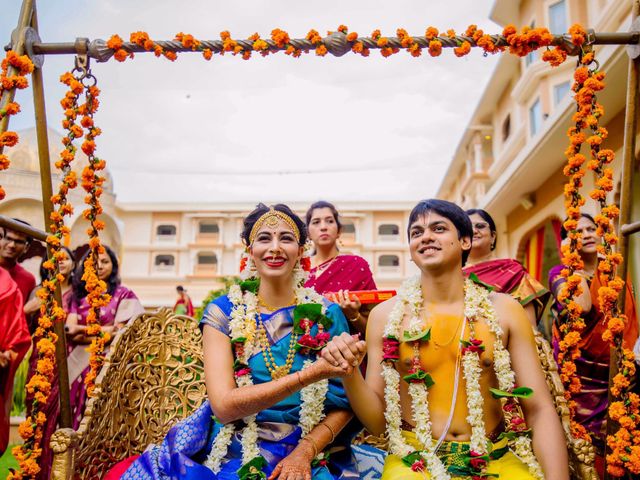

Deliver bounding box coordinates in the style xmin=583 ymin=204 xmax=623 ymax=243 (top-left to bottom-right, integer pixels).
xmin=205 ymin=278 xmax=330 ymax=473
xmin=382 ymin=276 xmax=543 ymax=479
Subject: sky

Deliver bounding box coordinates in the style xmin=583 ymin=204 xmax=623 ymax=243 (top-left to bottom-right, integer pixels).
xmin=2 ymin=0 xmax=501 ymax=204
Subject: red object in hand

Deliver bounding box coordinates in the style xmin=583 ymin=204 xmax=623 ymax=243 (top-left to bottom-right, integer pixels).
xmin=326 ymin=289 xmax=397 ymax=304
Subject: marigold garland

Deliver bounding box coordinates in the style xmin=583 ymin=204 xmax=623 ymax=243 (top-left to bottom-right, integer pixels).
xmin=578 ymin=53 xmax=640 ymax=479
xmin=78 ymin=83 xmax=112 ymax=398
xmin=103 ymin=23 xmax=584 ymax=64
xmin=0 ymin=50 xmax=34 ymax=200
xmin=8 ymin=70 xmax=88 ymax=480
xmin=558 ymin=27 xmax=640 ymax=477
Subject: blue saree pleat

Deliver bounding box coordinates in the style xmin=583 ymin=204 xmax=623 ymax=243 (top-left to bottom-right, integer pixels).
xmin=122 ymin=296 xmax=358 ymax=480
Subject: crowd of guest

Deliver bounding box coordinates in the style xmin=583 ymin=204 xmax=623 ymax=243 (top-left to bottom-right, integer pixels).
xmin=0 ymin=221 xmax=143 ymax=479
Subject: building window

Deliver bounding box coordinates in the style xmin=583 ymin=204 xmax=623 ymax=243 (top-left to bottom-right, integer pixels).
xmin=342 ymin=222 xmax=356 ymax=235
xmin=549 ymin=0 xmax=568 ymax=34
xmin=197 ymin=252 xmax=218 ymax=265
xmin=378 ymin=255 xmax=400 ymax=267
xmin=501 ymin=114 xmax=511 ymax=142
xmin=553 ymin=81 xmax=571 ymax=105
xmin=154 ymin=254 xmax=175 ymax=266
xmin=156 ymin=225 xmax=176 ymax=236
xmin=529 ymin=97 xmax=542 ymax=136
xmin=199 ymin=222 xmax=219 ymax=234
xmin=525 ymin=21 xmax=537 ymax=66
xmin=378 ymin=224 xmax=400 ymax=236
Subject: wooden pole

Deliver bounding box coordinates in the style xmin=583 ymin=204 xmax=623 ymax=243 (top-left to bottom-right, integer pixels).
xmin=29 ymin=0 xmax=73 ymax=429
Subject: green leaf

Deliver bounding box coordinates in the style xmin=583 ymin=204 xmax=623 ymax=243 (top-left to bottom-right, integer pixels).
xmin=293 ymin=303 xmax=333 ymax=332
xmin=294 ymin=303 xmax=323 ymax=322
xmin=237 ymin=456 xmax=267 ymax=480
xmin=468 ymin=273 xmax=495 ymax=292
xmin=401 ymin=451 xmax=424 ymax=468
xmin=231 ymin=336 xmax=247 ymax=344
xmin=489 ymin=445 xmax=509 ymax=460
xmin=403 ymin=327 xmax=431 ymax=343
xmin=239 ymin=278 xmax=260 ymax=294
xmin=402 ymin=370 xmax=435 ymax=387
xmin=490 ymin=386 xmax=533 ymax=399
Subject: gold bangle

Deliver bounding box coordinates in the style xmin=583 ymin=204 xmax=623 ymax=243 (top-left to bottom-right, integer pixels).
xmin=301 ymin=436 xmax=319 ymax=458
xmin=318 ymin=422 xmax=336 ymax=443
xmin=348 ymin=312 xmax=360 ymax=323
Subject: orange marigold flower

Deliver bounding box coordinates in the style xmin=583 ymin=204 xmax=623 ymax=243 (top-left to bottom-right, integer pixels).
xmin=106 ymin=34 xmax=124 ymax=50
xmin=113 ymin=49 xmax=131 ymax=62
xmin=307 ymin=29 xmax=322 ymax=44
xmin=446 ymin=29 xmax=456 ymax=39
xmin=0 ymin=131 xmax=19 ymax=147
xmin=569 ymin=24 xmax=587 ymax=46
xmin=428 ymin=40 xmax=442 ymax=57
xmin=202 ymin=49 xmax=213 ymax=60
xmin=454 ymin=41 xmax=471 ymax=57
xmin=315 ymin=45 xmax=328 ymax=57
xmin=346 ymin=32 xmax=358 ymax=42
xmin=370 ymin=29 xmax=381 ymax=40
xmin=0 ymin=154 xmax=10 ymax=169
xmin=337 ymin=25 xmax=348 ymax=34
xmin=2 ymin=102 xmax=21 ymax=116
xmin=271 ymin=28 xmax=290 ymax=48
xmin=609 ymin=401 xmax=626 ymax=421
xmin=574 ymin=66 xmax=589 ymax=83
xmin=351 ymin=42 xmax=364 ymax=54
xmin=377 ymin=37 xmax=389 ymax=48
xmin=425 ymin=27 xmax=439 ymax=41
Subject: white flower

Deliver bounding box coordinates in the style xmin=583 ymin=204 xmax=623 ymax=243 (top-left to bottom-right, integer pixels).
xmin=299 ymin=359 xmax=328 ymax=437
xmin=461 ymin=352 xmax=487 ymax=454
xmin=382 ymin=364 xmax=413 ymax=458
xmin=512 ymin=435 xmax=544 ymax=479
xmin=204 ymin=423 xmax=235 ymax=473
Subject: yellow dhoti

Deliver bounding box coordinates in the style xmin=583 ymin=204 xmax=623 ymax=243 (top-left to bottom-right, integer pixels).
xmin=381 ymin=430 xmax=536 ymax=479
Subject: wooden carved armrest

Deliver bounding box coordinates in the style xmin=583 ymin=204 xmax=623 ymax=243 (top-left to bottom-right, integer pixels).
xmin=50 ymin=428 xmax=79 ymax=480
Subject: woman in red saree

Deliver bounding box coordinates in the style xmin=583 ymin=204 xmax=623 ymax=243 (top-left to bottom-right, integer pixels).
xmin=304 ymin=201 xmax=376 ymax=336
xmin=0 ymin=267 xmax=31 ymax=456
xmin=549 ymin=213 xmax=638 ymax=472
xmin=463 ymin=209 xmax=550 ymax=327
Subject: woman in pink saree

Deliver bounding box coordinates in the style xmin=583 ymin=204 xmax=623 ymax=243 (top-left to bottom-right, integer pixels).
xmin=304 ymin=201 xmax=376 ymax=336
xmin=65 ymin=246 xmax=144 ymax=429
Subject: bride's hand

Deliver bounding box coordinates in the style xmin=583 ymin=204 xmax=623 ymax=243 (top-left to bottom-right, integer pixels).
xmin=267 ymin=440 xmax=315 ymax=480
xmin=320 ymin=332 xmax=366 ymax=374
xmin=308 ymin=356 xmax=354 ymax=380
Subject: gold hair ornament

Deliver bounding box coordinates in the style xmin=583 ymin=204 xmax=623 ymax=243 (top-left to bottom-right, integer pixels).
xmin=248 ymin=208 xmax=300 ymax=245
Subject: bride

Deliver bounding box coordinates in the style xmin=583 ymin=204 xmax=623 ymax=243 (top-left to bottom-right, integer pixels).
xmin=115 ymin=203 xmax=364 ymax=480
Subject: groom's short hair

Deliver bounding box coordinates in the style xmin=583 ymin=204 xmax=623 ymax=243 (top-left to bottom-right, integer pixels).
xmin=407 ymin=199 xmax=473 ymax=265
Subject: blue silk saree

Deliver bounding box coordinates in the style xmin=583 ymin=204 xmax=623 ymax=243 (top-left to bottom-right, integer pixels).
xmin=122 ymin=295 xmax=359 ymax=480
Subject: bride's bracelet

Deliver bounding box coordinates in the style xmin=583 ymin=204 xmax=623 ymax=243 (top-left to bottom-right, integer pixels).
xmin=318 ymin=422 xmax=336 ymax=443
xmin=300 ymin=436 xmax=319 ymax=458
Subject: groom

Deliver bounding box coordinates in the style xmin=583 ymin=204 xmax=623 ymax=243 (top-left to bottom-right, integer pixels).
xmin=321 ymin=199 xmax=568 ymax=479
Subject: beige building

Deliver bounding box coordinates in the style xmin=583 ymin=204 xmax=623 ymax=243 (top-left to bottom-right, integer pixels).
xmin=2 ymin=127 xmax=416 ymax=307
xmin=437 ymin=0 xmax=639 ymax=295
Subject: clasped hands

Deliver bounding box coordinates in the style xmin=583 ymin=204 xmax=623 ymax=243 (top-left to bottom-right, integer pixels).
xmin=315 ymin=332 xmax=367 ymax=378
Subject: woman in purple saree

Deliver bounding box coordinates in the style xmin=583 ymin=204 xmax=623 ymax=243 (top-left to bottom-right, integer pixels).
xmin=304 ymin=201 xmax=376 ymax=336
xmin=65 ymin=245 xmax=144 ymax=429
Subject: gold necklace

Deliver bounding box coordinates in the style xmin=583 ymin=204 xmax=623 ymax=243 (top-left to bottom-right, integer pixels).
xmin=256 ymin=321 xmax=299 ymax=379
xmin=257 ymin=295 xmax=297 ymax=312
